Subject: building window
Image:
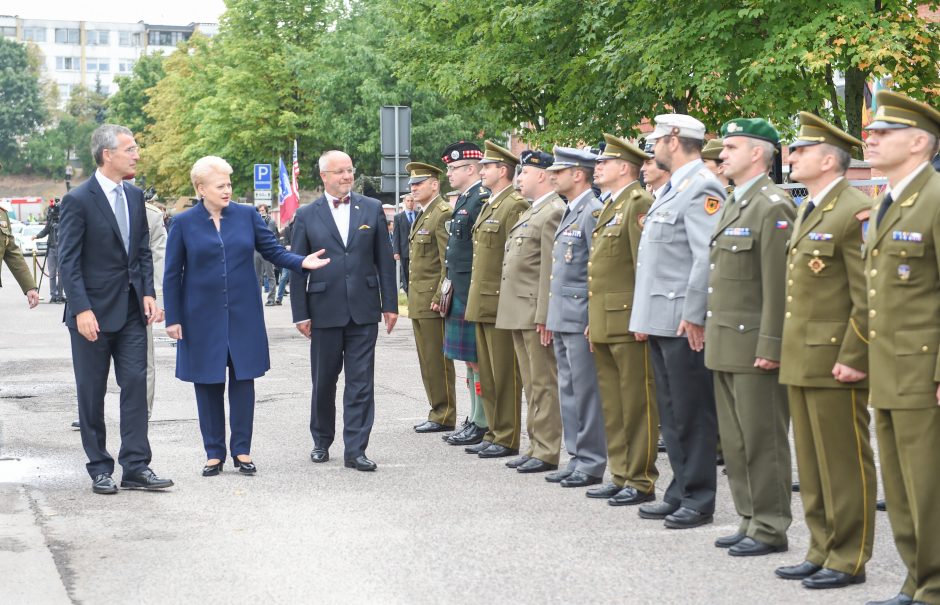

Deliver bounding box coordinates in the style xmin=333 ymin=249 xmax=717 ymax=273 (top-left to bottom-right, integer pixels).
xmin=148 ymin=30 xmax=186 ymax=46
xmin=55 ymin=56 xmax=80 ymax=71
xmin=86 ymin=58 xmax=110 ymax=73
xmin=117 ymin=59 xmax=135 ymax=73
xmin=58 ymin=83 xmax=73 ymax=98
xmin=86 ymin=30 xmax=110 ymax=45
xmin=0 ymin=26 xmax=16 ymax=38
xmin=54 ymin=28 xmax=80 ymax=44
xmin=23 ymin=27 xmax=47 ymax=42
xmin=118 ymin=30 xmax=140 ymax=47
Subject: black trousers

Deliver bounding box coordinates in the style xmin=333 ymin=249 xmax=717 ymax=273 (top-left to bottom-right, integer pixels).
xmin=69 ymin=292 xmax=151 ymax=478
xmin=309 ymin=321 xmax=378 ymax=460
xmin=648 ymin=335 xmax=717 ymax=514
xmin=399 ymin=256 xmax=410 ymax=293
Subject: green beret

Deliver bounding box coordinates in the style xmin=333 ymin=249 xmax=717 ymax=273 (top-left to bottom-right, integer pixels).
xmin=866 ymin=90 xmax=940 ymax=138
xmin=701 ymin=138 xmax=724 ymax=161
xmin=790 ymin=112 xmax=863 ymax=154
xmin=721 ymin=118 xmax=780 ymax=145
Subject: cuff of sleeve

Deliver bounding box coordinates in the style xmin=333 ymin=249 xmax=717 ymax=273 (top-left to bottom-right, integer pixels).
xmin=755 ymin=334 xmax=782 ymax=361
xmin=681 ymin=289 xmax=708 ymax=324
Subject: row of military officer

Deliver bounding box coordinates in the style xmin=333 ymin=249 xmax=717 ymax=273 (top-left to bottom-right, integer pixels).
xmin=402 ymin=90 xmax=940 ymax=605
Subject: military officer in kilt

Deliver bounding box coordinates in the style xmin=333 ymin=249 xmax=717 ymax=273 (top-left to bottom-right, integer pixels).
xmin=775 ymin=113 xmax=876 ymax=589
xmin=440 ymin=142 xmax=489 ymax=446
xmin=705 ymin=118 xmax=795 ymax=555
xmin=584 ymin=134 xmax=659 ymax=505
xmin=405 ymin=162 xmax=458 ymax=434
xmin=495 ymin=149 xmax=565 ymax=473
xmin=863 ymin=91 xmax=940 ymax=605
xmin=544 ymin=146 xmax=606 ymax=488
xmin=464 ymin=141 xmax=529 ymax=458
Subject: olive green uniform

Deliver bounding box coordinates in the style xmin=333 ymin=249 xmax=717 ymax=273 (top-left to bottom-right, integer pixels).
xmin=465 ymin=186 xmax=530 ymax=449
xmin=867 ymin=163 xmax=940 ymax=604
xmin=780 ymin=179 xmax=875 ymax=575
xmin=588 ymin=181 xmax=659 ymax=494
xmin=704 ymin=175 xmax=795 ymax=546
xmin=409 ymin=195 xmax=457 ymax=427
xmin=0 ymin=207 xmax=38 ymax=294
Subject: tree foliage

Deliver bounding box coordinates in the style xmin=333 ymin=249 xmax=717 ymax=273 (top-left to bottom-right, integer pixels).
xmin=108 ymin=53 xmax=166 ymax=136
xmin=0 ymin=38 xmax=47 ymax=166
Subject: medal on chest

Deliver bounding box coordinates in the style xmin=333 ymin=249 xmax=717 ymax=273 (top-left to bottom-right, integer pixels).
xmin=564 ymin=242 xmax=574 ymax=264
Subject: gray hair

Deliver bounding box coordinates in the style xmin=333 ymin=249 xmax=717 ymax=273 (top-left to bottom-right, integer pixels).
xmin=91 ymin=124 xmax=134 ymax=166
xmin=820 ymin=143 xmax=852 ymax=174
xmin=318 ymin=150 xmax=350 ymax=172
xmin=190 ymin=156 xmax=233 ymax=195
xmin=748 ymin=138 xmax=776 ymax=170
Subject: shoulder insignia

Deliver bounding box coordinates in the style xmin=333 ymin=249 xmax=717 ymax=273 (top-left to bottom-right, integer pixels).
xmin=704 ymin=196 xmax=721 ymax=215
xmin=592 ymin=209 xmax=602 ymax=218
xmin=677 ymin=178 xmax=691 ymax=192
xmin=855 ymin=209 xmax=871 ymax=222
xmin=631 ymin=189 xmax=642 ymax=199
xmin=899 ymin=192 xmax=919 ymax=208
xmin=439 ymin=202 xmax=450 ymax=212
xmin=479 ymin=187 xmax=490 ymax=197
xmin=613 ymin=202 xmax=623 ymax=210
xmin=637 ymin=213 xmax=647 ymax=228
xmin=769 ymin=194 xmax=781 ymax=202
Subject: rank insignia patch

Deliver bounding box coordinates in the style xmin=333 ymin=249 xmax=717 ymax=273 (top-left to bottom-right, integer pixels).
xmin=808 ymin=258 xmax=826 ymax=274
xmin=705 ymin=196 xmax=721 ymax=215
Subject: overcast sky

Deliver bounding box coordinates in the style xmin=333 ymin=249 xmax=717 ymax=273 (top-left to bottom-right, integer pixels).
xmin=2 ymin=0 xmax=228 ymax=25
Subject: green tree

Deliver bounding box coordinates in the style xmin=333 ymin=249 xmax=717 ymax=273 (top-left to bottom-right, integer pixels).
xmin=0 ymin=37 xmax=47 ymax=166
xmin=108 ymin=53 xmax=166 ymax=136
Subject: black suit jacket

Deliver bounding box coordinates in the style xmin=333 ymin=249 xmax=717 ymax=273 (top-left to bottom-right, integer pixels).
xmin=289 ymin=193 xmax=398 ymax=328
xmin=391 ymin=209 xmax=419 ymax=258
xmin=58 ymin=175 xmax=155 ymax=332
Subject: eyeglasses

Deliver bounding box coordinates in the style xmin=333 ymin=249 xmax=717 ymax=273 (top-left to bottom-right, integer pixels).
xmin=322 ymin=167 xmax=356 ymax=176
xmin=445 ymin=163 xmax=473 ymax=172
xmin=110 ymin=145 xmax=139 ymax=154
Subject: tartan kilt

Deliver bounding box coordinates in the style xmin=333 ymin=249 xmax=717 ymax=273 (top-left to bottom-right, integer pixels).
xmin=443 ymin=295 xmax=478 ymax=362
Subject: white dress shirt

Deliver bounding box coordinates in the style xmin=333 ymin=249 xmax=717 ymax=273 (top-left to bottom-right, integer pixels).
xmin=325 ymin=192 xmax=351 ymax=246
xmin=94 ymin=169 xmax=130 ymax=236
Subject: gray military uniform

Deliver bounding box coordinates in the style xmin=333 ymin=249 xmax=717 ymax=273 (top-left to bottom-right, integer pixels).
xmin=546 ymin=190 xmax=606 ymax=478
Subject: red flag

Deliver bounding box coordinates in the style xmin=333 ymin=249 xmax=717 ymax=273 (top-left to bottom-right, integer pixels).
xmin=279 ymin=139 xmax=300 ymax=225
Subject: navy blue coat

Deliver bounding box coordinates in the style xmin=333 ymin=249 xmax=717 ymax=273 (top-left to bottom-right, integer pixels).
xmin=289 ymin=193 xmax=397 ymax=328
xmin=164 ymin=202 xmax=304 ymax=383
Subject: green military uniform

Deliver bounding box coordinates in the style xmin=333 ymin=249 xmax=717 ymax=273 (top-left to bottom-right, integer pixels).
xmin=0 ymin=206 xmax=38 ymax=294
xmin=406 ymin=162 xmax=458 ymax=428
xmin=495 ymin=149 xmax=565 ymax=467
xmin=704 ymin=118 xmax=795 ymax=548
xmin=779 ymin=113 xmax=875 ymax=578
xmin=465 ymin=142 xmax=529 ymax=451
xmin=865 ymin=91 xmax=940 ymax=605
xmin=588 ymin=136 xmax=659 ymax=498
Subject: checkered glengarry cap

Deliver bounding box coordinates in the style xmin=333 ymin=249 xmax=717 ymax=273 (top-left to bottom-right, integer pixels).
xmin=441 ymin=141 xmax=484 ymax=164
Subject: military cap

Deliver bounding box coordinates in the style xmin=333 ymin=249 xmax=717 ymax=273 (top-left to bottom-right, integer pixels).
xmin=866 ymin=90 xmax=940 ymax=138
xmin=701 ymin=138 xmax=725 ymax=161
xmin=645 ymin=114 xmax=707 ymax=142
xmin=479 ymin=140 xmax=519 ymax=166
xmin=721 ymin=118 xmax=780 ymax=145
xmin=596 ymin=133 xmax=650 ymax=165
xmin=405 ymin=161 xmax=443 ymax=185
xmin=642 ymin=140 xmax=655 ymax=157
xmin=519 ymin=149 xmax=554 ymax=169
xmin=545 ymin=146 xmax=598 ymax=171
xmin=789 ymin=112 xmax=864 ymax=154
xmin=441 ymin=141 xmax=483 ymax=164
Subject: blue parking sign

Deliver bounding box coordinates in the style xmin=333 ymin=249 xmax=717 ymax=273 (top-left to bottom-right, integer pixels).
xmin=254 ymin=164 xmax=272 ymax=190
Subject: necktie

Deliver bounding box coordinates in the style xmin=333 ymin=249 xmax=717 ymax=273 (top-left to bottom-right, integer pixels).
xmin=876 ymin=193 xmax=894 ymax=226
xmin=802 ymin=199 xmax=815 ymax=221
xmin=407 ymin=211 xmax=414 ymax=224
xmin=562 ymin=205 xmax=571 ymax=221
xmin=333 ymin=195 xmax=350 ymax=208
xmin=114 ymin=185 xmax=130 ymax=253
xmin=661 ymin=181 xmax=673 ymax=198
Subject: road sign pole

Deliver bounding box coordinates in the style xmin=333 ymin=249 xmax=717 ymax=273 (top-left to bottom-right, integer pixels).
xmin=394 ymin=107 xmax=400 ymax=213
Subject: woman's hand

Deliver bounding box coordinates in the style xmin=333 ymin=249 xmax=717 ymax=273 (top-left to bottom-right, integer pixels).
xmin=302 ymin=249 xmax=330 ymax=270
xmin=166 ymin=324 xmax=183 ymax=340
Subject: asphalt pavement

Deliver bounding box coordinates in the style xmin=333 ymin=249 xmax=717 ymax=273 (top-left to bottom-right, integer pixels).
xmin=0 ymin=263 xmax=908 ymax=604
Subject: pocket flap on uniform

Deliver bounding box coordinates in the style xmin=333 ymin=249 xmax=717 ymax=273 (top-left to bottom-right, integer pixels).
xmin=896 ymin=328 xmax=940 ymax=355
xmin=366 ymin=275 xmax=378 ymax=288
xmin=717 ymin=237 xmax=754 ymax=252
xmin=413 ymin=234 xmax=432 ymax=244
xmin=650 ymin=281 xmax=685 ymax=300
xmin=885 ymin=241 xmax=925 ymax=258
xmin=561 ymin=285 xmax=587 ymax=299
xmin=604 ymin=291 xmax=632 ymax=311
xmin=480 ymin=279 xmax=500 ymax=295
xmin=307 ymin=281 xmax=327 ymax=293
xmin=479 ymin=221 xmax=500 ymax=233
xmin=804 ymin=241 xmax=836 ymax=257
xmin=805 ymin=320 xmax=846 ymax=345
xmin=716 ymin=314 xmax=760 ymax=333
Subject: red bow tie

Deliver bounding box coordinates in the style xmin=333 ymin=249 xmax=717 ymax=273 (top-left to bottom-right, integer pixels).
xmin=333 ymin=195 xmax=350 ymax=208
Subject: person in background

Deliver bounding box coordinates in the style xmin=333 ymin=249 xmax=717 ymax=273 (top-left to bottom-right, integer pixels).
xmin=392 ymin=193 xmax=419 ymax=294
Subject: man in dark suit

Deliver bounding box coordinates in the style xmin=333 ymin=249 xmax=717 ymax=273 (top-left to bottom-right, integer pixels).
xmin=57 ymin=124 xmax=173 ymax=495
xmin=289 ymin=150 xmax=398 ymax=471
xmin=392 ymin=194 xmax=420 ymax=293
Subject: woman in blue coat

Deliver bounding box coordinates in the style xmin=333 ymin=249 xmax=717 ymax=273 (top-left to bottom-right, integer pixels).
xmin=164 ymin=156 xmax=328 ymax=476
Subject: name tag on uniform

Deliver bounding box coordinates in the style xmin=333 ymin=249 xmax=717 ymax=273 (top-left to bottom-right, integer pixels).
xmin=723 ymin=227 xmax=750 ymax=236
xmin=562 ymin=229 xmax=583 ymax=238
xmin=484 ymin=219 xmax=499 ymax=224
xmin=893 ymin=231 xmax=922 ymax=242
xmin=808 ymin=232 xmax=833 ymax=241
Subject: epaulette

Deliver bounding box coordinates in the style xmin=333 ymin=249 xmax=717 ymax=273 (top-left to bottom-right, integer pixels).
xmin=479 ymin=187 xmax=490 ymax=198
xmin=855 ymin=209 xmax=871 ymax=222
xmin=592 ymin=209 xmax=602 ymax=218
xmin=631 ymin=189 xmax=643 ymax=199
xmin=439 ymin=202 xmax=450 ymax=212
xmin=760 ymin=185 xmax=792 ymax=204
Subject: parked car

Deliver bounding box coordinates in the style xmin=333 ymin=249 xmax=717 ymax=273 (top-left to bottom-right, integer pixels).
xmin=16 ymin=224 xmax=47 ymax=256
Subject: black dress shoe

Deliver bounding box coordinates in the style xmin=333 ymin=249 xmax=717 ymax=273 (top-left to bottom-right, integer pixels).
xmin=775 ymin=561 xmax=823 ymax=580
xmin=876 ymin=499 xmax=887 ymax=511
xmin=586 ymin=482 xmax=621 ymax=499
xmin=545 ymin=468 xmax=574 ymax=483
xmin=464 ymin=440 xmax=491 ymax=454
xmin=202 ymin=460 xmax=223 ymax=477
xmin=792 ymin=481 xmax=801 ymax=492
xmin=608 ymin=486 xmax=655 ymax=506
xmin=478 ymin=443 xmax=518 ymax=459
xmin=716 ymin=453 xmax=725 ymax=466
xmin=657 ymin=437 xmax=666 ymax=453
xmin=442 ymin=418 xmax=470 ymax=441
xmin=517 ymin=458 xmax=557 ymax=474
xmin=120 ymin=468 xmax=174 ymax=490
xmin=560 ymin=470 xmax=601 ymax=488
xmin=638 ymin=500 xmax=679 ymax=519
xmin=728 ymin=536 xmax=788 ymax=556
xmin=505 ymin=455 xmax=531 ymax=469
xmin=233 ymin=456 xmax=257 ymax=475
xmin=414 ymin=420 xmax=454 ymax=433
xmin=71 ymin=420 xmax=81 ymax=430
xmin=715 ymin=532 xmax=746 ymax=548
xmin=310 ymin=448 xmax=329 ymax=463
xmin=663 ymin=506 xmax=713 ymax=529
xmin=866 ymin=594 xmax=914 ymax=605
xmin=450 ymin=425 xmax=486 ymax=446
xmin=802 ymin=567 xmax=865 ymax=589
xmin=345 ymin=455 xmax=377 ymax=471
xmin=92 ymin=473 xmax=117 ymax=495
